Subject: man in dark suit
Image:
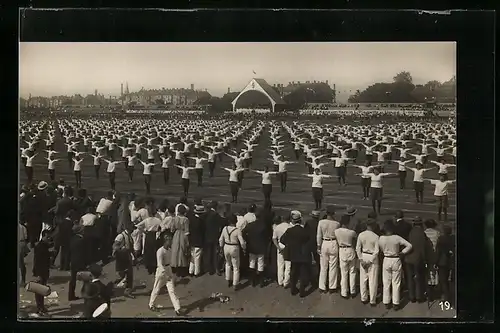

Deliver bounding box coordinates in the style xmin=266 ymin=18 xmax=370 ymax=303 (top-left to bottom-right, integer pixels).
xmin=52 ymin=186 xmax=77 ymax=267
xmin=32 ymin=230 xmax=54 ymax=316
xmin=81 ymin=264 xmax=113 ymax=319
xmin=436 ymin=224 xmax=454 ymax=303
xmin=68 ymin=224 xmax=88 ymax=301
xmin=304 ymin=210 xmax=321 ymax=287
xmin=404 ymin=217 xmax=429 ymax=303
xmin=243 ymin=212 xmax=268 ymax=287
xmin=203 ymin=201 xmax=223 ymax=275
xmin=394 ymin=210 xmax=412 ymax=291
xmin=280 ymin=210 xmax=312 ymax=298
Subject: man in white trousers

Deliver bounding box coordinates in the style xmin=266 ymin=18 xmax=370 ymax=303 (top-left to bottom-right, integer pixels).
xmin=272 ymin=217 xmax=292 ymax=288
xmin=355 ymin=218 xmax=380 ymax=306
xmin=335 ymin=215 xmax=358 ymax=299
xmin=378 ymin=219 xmax=413 ymax=310
xmin=316 ymin=205 xmax=341 ymax=294
xmin=219 ymin=215 xmax=246 ymax=291
xmin=149 ymin=234 xmax=184 ymax=316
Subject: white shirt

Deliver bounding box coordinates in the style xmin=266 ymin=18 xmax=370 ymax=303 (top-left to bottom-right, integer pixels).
xmin=174 ymin=151 xmax=182 ymax=160
xmin=356 ymin=165 xmax=374 ymax=178
xmin=431 ymin=161 xmax=454 ymax=174
xmin=379 ymin=234 xmax=412 ymax=257
xmin=92 ymin=155 xmax=101 ymax=165
xmin=47 ymin=159 xmax=58 ymax=170
xmin=236 ymin=216 xmax=247 ymax=231
xmin=368 ymin=173 xmax=391 ymax=188
xmin=193 ymin=158 xmax=206 ymax=169
xmin=332 ymin=157 xmax=348 ymax=168
xmin=161 ymin=157 xmax=171 ymax=168
xmin=96 ymin=198 xmax=113 ymax=215
xmin=73 ymin=159 xmax=84 ymax=171
xmin=308 ymin=174 xmax=331 ymax=188
xmin=273 ymin=222 xmax=292 ymax=249
xmin=127 ymin=156 xmax=136 ymax=167
xmin=334 ymin=227 xmax=357 ymax=261
xmin=180 ymin=166 xmax=193 ymax=179
xmin=141 ymin=162 xmax=155 ymax=175
xmin=409 ymin=167 xmax=431 ymax=182
xmin=395 ymin=160 xmax=411 ymax=171
xmin=226 ymin=168 xmax=243 ymax=182
xmin=258 ymin=171 xmax=277 ymax=184
xmin=81 ymin=213 xmax=97 ymax=226
xmin=106 ymin=161 xmax=120 ymax=173
xmin=430 ymin=179 xmax=455 ymax=196
xmin=243 ymin=212 xmax=257 ymax=224
xmin=155 ymin=246 xmax=172 ymax=277
xmin=219 ymin=226 xmax=246 ymax=248
xmin=147 ymin=149 xmax=156 ymax=159
xmin=356 ymin=230 xmax=380 ymax=263
xmin=25 ymin=155 xmax=36 ymax=167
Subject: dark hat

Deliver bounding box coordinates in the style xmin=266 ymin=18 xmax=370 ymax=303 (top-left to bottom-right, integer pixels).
xmin=325 ymin=205 xmax=336 ymax=215
xmin=88 ymin=263 xmax=103 ymax=277
xmin=345 ymin=206 xmax=357 ymax=216
xmin=311 ymin=210 xmax=321 ymax=218
xmin=395 ymin=210 xmax=404 ymax=219
xmin=412 ymin=216 xmax=423 ymax=225
xmin=365 ymin=218 xmax=377 ymax=227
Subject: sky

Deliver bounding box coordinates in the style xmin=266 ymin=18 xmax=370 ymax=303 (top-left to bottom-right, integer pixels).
xmin=19 ymin=42 xmax=456 ymax=102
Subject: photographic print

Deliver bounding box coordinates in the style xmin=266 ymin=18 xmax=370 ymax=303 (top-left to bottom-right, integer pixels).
xmin=19 ymin=41 xmax=457 ymax=319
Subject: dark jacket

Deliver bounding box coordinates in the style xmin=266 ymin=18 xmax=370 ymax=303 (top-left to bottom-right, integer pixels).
xmin=404 ymin=226 xmax=429 ymax=265
xmin=204 ymin=210 xmax=223 ymax=244
xmin=436 ymin=234 xmax=454 ymax=267
xmin=54 ymin=197 xmax=76 ymax=219
xmin=280 ymin=224 xmax=311 ymax=263
xmin=394 ymin=218 xmax=412 ymax=241
xmin=188 ymin=214 xmax=205 ymax=248
xmin=81 ymin=279 xmax=113 ymax=318
xmin=304 ymin=217 xmax=319 ymax=251
xmin=70 ymin=234 xmax=88 ymax=271
xmin=33 ymin=240 xmax=51 ymax=278
xmin=56 ymin=217 xmax=74 ymax=245
xmin=243 ymin=220 xmax=268 ymax=255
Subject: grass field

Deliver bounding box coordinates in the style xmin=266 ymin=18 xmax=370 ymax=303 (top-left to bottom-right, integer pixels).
xmin=18 ymin=119 xmax=456 ymax=318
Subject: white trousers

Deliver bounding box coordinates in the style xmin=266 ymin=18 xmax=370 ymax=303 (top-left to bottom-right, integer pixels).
xmin=339 ymin=248 xmax=357 ymax=297
xmin=276 ymin=249 xmax=291 ymax=286
xmin=189 ymin=247 xmax=203 ymax=275
xmin=249 ymin=253 xmax=265 ymax=272
xmin=382 ymin=257 xmax=402 ymax=305
xmin=148 ymin=272 xmax=180 ymax=311
xmin=223 ymin=245 xmax=241 ymax=285
xmin=318 ymin=240 xmax=339 ymax=290
xmin=359 ymin=253 xmax=379 ymax=304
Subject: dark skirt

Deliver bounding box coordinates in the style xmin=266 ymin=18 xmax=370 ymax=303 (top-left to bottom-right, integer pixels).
xmin=230 ymin=181 xmax=239 ymax=196
xmin=143 ymin=231 xmax=159 ymax=274
xmin=312 ymin=187 xmax=323 ymax=201
xmin=370 ymin=187 xmax=383 ymax=200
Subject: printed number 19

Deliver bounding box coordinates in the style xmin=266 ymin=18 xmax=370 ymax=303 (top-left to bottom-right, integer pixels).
xmin=439 ymin=301 xmax=452 ymax=311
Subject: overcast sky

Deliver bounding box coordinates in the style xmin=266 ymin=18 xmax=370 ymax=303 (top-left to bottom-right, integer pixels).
xmin=20 ymin=42 xmax=456 ymax=101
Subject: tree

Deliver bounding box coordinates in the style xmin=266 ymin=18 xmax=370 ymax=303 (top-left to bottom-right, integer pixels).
xmin=424 ymin=80 xmax=442 ymax=91
xmin=393 ymin=71 xmax=413 ymax=84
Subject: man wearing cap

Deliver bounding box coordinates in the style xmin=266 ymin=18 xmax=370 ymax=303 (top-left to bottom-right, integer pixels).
xmin=335 ymin=215 xmax=358 ymax=299
xmin=316 ymin=205 xmax=340 ymax=294
xmin=68 ymin=224 xmax=88 ymax=301
xmin=356 ymin=218 xmax=380 ymax=306
xmin=305 ymin=210 xmax=321 ymax=287
xmin=280 ymin=211 xmax=311 ymax=298
xmin=272 ymin=215 xmax=292 ymax=288
xmin=405 ymin=217 xmax=429 ymax=303
xmin=344 ymin=206 xmax=359 ymax=232
xmin=378 ymin=220 xmax=413 ymax=310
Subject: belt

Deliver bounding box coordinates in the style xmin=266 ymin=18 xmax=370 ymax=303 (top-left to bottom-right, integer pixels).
xmin=362 ymin=251 xmax=374 ymax=255
xmin=224 ymin=242 xmax=239 ymax=246
xmin=384 ymin=255 xmax=399 ymax=258
xmin=339 ymin=245 xmax=352 ymax=248
xmin=323 ymin=238 xmax=336 ymax=241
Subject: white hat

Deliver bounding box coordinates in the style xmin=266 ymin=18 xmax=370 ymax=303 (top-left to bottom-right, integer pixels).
xmin=37 ymin=181 xmax=48 ymax=191
xmin=290 ymin=210 xmax=302 ymax=223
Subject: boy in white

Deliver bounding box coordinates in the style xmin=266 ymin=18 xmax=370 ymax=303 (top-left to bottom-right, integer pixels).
xmin=148 ymin=235 xmax=183 ymax=316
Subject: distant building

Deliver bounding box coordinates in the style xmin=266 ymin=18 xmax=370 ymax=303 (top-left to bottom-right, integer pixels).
xmin=123 ymin=86 xmax=211 ymax=106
